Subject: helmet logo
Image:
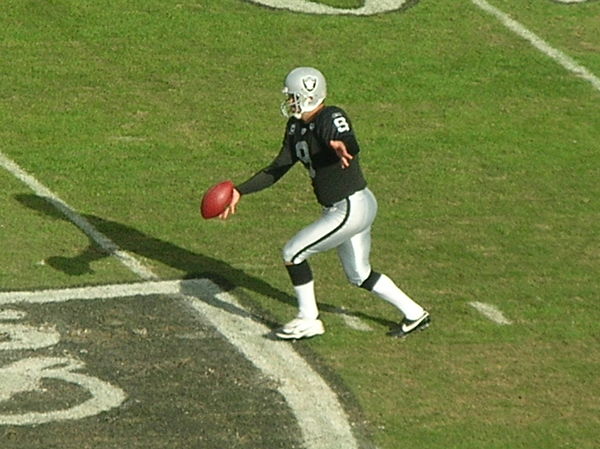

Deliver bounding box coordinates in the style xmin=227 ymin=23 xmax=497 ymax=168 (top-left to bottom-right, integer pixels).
xmin=302 ymin=76 xmax=317 ymax=92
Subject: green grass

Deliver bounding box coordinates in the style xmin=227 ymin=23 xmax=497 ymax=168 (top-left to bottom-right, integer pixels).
xmin=1 ymin=0 xmax=599 ymax=448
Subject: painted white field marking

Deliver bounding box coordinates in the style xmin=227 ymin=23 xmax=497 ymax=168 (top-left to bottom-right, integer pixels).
xmin=0 ymin=279 xmax=359 ymax=448
xmin=0 ymin=357 xmax=127 ymax=426
xmin=0 ymin=279 xmax=185 ymax=305
xmin=0 ymin=310 xmax=126 ymax=426
xmin=342 ymin=314 xmax=373 ymax=331
xmin=248 ymin=0 xmax=411 ymax=15
xmin=0 ymin=323 xmax=61 ymax=350
xmin=335 ymin=307 xmax=373 ymax=332
xmin=0 ymin=273 xmax=374 ymax=334
xmin=183 ymin=280 xmax=359 ymax=449
xmin=469 ymin=301 xmax=513 ymax=325
xmin=1 ymin=151 xmax=360 ymax=449
xmin=471 ymin=0 xmax=600 ymax=92
xmin=0 ymin=309 xmax=27 ymax=320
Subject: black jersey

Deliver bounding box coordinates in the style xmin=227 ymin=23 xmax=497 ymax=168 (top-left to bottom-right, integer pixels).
xmin=236 ymin=106 xmax=367 ymax=206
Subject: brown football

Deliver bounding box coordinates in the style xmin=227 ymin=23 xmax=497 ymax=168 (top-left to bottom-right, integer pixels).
xmin=200 ymin=180 xmax=234 ymax=219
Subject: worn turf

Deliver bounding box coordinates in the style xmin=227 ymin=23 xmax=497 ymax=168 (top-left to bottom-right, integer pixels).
xmin=1 ymin=1 xmax=599 ymax=448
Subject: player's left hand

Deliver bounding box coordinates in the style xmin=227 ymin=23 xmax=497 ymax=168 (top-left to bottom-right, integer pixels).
xmin=329 ymin=140 xmax=353 ymax=169
xmin=219 ymin=188 xmax=241 ymax=220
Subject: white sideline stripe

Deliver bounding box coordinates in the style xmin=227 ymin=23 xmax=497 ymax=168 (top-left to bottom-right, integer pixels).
xmin=0 ymin=150 xmax=359 ymax=449
xmin=472 ymin=0 xmax=600 ymax=92
xmin=469 ymin=301 xmax=513 ymax=325
xmin=0 ymin=153 xmax=157 ymax=281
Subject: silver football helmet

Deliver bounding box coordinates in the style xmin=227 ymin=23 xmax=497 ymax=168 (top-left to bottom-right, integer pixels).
xmin=280 ymin=67 xmax=327 ymax=119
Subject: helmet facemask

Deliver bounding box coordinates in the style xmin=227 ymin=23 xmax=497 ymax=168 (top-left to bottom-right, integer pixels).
xmin=280 ymin=91 xmax=302 ymax=119
xmin=280 ymin=90 xmax=323 ymax=119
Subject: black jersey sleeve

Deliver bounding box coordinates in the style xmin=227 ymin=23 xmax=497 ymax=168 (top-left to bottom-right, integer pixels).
xmin=235 ymin=133 xmax=296 ymax=195
xmin=318 ymin=107 xmax=360 ymax=156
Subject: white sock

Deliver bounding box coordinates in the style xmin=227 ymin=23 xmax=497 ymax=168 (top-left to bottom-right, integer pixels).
xmin=371 ymin=274 xmax=424 ymax=320
xmin=294 ymin=281 xmax=319 ymax=320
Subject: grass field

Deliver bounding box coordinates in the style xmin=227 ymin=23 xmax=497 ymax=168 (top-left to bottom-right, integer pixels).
xmin=1 ymin=1 xmax=599 ymax=448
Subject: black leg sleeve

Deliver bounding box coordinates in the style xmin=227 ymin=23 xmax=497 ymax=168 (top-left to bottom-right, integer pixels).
xmin=285 ymin=261 xmax=313 ymax=286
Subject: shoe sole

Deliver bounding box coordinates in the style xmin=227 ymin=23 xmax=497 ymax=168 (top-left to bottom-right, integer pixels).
xmin=275 ymin=331 xmax=324 ymax=340
xmin=275 ymin=325 xmax=325 ymax=340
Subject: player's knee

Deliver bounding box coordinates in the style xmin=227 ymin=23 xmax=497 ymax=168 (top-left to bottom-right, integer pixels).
xmin=346 ymin=268 xmax=376 ymax=288
xmin=282 ymin=243 xmax=305 ymax=265
xmin=358 ymin=271 xmax=381 ymax=291
xmin=347 ymin=276 xmax=363 ymax=287
xmin=344 ymin=270 xmax=363 ymax=286
xmin=282 ymin=248 xmax=294 ymax=265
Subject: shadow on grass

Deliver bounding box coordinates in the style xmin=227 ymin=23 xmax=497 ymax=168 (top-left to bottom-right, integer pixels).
xmin=15 ymin=193 xmax=395 ymax=329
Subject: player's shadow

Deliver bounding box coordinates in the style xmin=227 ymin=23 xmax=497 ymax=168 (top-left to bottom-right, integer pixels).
xmin=15 ymin=194 xmax=395 ymax=330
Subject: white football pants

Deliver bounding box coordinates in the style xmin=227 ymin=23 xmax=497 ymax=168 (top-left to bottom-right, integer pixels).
xmin=283 ymin=187 xmax=377 ymax=286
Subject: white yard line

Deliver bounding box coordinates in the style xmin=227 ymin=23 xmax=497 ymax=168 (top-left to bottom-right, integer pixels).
xmin=467 ymin=0 xmax=595 ymax=326
xmin=0 ymin=151 xmax=359 ymax=449
xmin=469 ymin=301 xmax=513 ymax=325
xmin=471 ymin=0 xmax=600 ymax=92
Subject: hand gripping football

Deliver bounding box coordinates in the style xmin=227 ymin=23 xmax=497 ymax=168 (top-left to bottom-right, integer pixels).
xmin=201 ymin=180 xmax=234 ymax=219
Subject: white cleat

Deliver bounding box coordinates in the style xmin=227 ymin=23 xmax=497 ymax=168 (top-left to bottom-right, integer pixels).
xmin=275 ymin=318 xmax=325 ymax=340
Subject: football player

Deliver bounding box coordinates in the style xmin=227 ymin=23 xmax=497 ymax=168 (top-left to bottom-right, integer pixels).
xmin=220 ymin=67 xmax=430 ymax=339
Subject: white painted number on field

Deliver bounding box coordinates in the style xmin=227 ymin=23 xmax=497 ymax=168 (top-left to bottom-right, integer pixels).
xmin=0 ymin=323 xmax=60 ymax=351
xmin=246 ymin=0 xmax=413 ymax=15
xmin=0 ymin=357 xmax=127 ymax=426
xmin=0 ymin=310 xmax=126 ymax=426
